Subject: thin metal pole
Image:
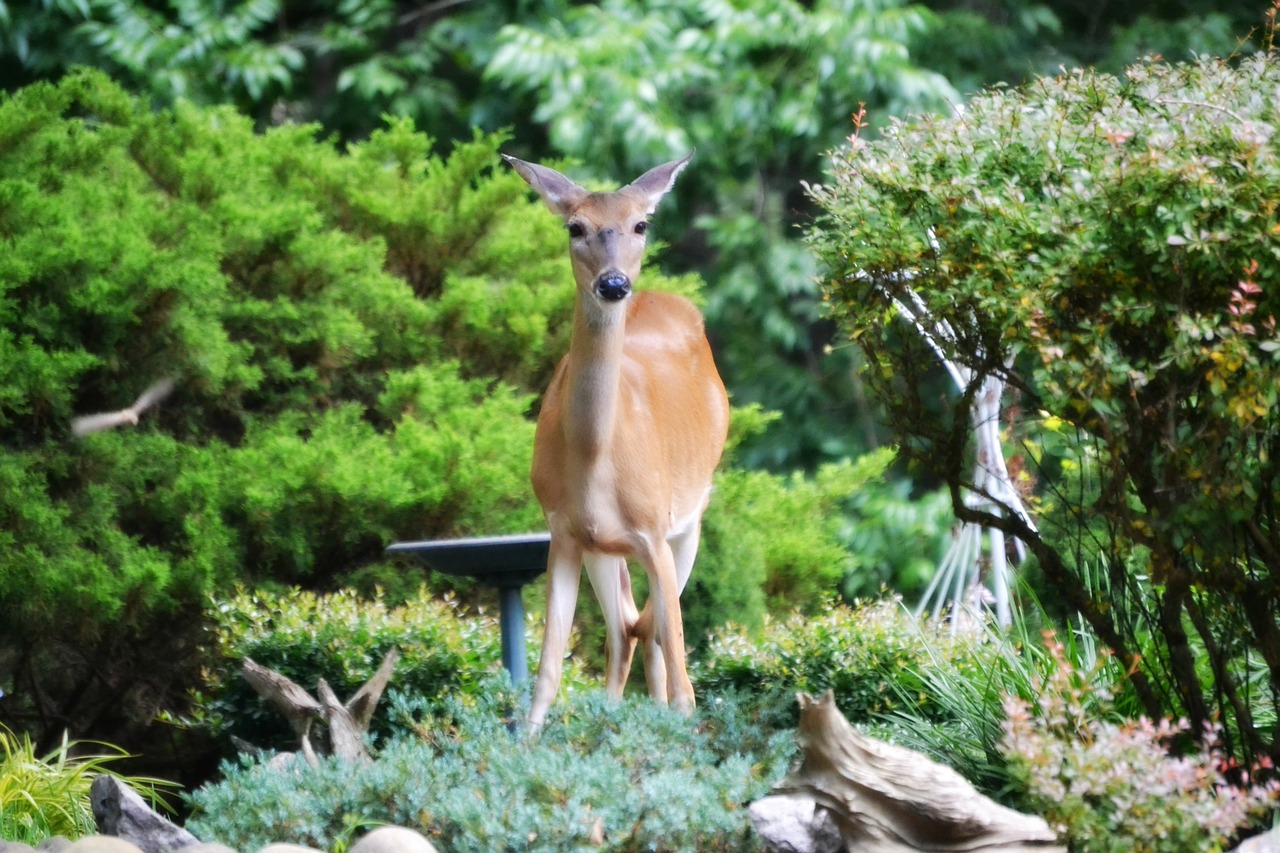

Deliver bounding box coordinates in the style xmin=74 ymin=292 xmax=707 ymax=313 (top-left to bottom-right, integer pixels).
xmin=498 ymin=584 xmax=528 ymax=684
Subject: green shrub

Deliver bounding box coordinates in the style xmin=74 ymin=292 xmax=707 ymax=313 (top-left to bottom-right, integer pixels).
xmin=691 ymin=449 xmax=893 ymax=641
xmin=0 ymin=69 xmax=570 ymax=751
xmin=186 ymin=685 xmax=792 ymax=853
xmin=0 ymin=727 xmax=175 ymax=845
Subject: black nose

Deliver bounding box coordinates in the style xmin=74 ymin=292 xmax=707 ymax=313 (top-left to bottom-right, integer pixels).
xmin=595 ymin=271 xmax=631 ymax=302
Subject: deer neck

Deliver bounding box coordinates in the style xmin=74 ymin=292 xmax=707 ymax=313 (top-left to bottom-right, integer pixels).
xmin=563 ymin=298 xmax=628 ymax=458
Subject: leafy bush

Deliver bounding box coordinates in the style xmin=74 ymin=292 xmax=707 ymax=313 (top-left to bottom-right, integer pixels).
xmin=192 ymin=586 xmax=595 ymax=751
xmin=692 ymin=449 xmax=893 ymax=638
xmin=186 ymin=685 xmax=792 ymax=853
xmin=696 ymin=596 xmax=1132 ymax=799
xmin=811 ymin=48 xmax=1280 ymax=767
xmin=0 ymin=726 xmax=175 ymax=845
xmin=695 ymin=598 xmax=1003 ymax=726
xmin=1001 ymin=636 xmax=1280 ymax=851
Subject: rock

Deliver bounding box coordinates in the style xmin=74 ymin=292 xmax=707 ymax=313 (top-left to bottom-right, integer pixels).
xmin=38 ymin=839 xmax=72 ymax=853
xmin=749 ymin=796 xmax=842 ymax=853
xmin=348 ymin=827 xmax=438 ymax=853
xmin=177 ymin=844 xmax=237 ymax=853
xmin=89 ymin=776 xmax=199 ymax=853
xmin=62 ymin=837 xmax=145 ymax=853
xmin=1233 ymin=826 xmax=1280 ymax=853
xmin=255 ymin=844 xmax=323 ymax=853
xmin=1 ymin=841 xmax=39 ymax=853
xmin=752 ymin=692 xmax=1064 ymax=853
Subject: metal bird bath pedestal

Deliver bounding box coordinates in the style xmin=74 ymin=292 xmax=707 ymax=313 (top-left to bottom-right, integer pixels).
xmin=386 ymin=533 xmax=550 ymax=684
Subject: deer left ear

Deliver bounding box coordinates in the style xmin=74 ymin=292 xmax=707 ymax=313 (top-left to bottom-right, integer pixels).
xmin=625 ymin=151 xmax=694 ymax=214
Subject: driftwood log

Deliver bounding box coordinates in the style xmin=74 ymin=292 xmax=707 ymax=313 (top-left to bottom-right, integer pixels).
xmin=240 ymin=649 xmax=399 ymax=766
xmin=750 ymin=691 xmax=1065 ymax=853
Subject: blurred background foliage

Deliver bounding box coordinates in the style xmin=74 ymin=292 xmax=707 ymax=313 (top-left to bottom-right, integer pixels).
xmin=0 ymin=0 xmax=1273 ymax=786
xmin=3 ymin=0 xmax=1267 ymax=470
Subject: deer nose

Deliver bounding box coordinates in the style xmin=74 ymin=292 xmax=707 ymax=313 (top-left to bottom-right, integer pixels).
xmin=594 ymin=271 xmax=632 ymax=302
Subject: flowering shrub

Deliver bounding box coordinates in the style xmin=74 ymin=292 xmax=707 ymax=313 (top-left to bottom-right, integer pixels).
xmin=1001 ymin=636 xmax=1279 ymax=851
xmin=811 ymin=44 xmax=1280 ymax=770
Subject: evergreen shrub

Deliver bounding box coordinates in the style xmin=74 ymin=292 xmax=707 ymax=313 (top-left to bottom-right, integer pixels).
xmin=0 ymin=68 xmax=562 ymax=751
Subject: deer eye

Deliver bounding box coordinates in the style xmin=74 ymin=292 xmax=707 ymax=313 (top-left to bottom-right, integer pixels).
xmin=567 ymin=222 xmax=585 ymax=239
xmin=634 ymin=221 xmax=649 ymax=236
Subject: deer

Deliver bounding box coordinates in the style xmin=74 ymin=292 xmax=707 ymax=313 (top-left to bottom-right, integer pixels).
xmin=503 ymin=151 xmax=730 ymax=728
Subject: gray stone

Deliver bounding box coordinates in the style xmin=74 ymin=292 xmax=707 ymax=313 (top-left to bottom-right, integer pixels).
xmin=62 ymin=837 xmax=145 ymax=853
xmin=749 ymin=795 xmax=842 ymax=853
xmin=37 ymin=838 xmax=72 ymax=853
xmin=348 ymin=827 xmax=438 ymax=853
xmin=89 ymin=776 xmax=198 ymax=853
xmin=1 ymin=841 xmax=39 ymax=853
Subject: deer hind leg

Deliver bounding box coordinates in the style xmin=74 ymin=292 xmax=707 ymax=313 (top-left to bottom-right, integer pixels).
xmin=633 ymin=520 xmax=704 ymax=706
xmin=528 ymin=535 xmax=584 ymax=729
xmin=585 ymin=553 xmax=639 ymax=699
xmin=632 ymin=535 xmax=695 ymax=714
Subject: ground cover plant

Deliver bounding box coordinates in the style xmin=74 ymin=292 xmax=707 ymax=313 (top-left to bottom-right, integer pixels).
xmin=185 ymin=684 xmax=793 ymax=853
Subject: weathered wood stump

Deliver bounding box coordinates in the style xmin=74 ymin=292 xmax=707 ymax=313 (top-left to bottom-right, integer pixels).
xmin=750 ymin=691 xmax=1065 ymax=853
xmin=240 ymin=649 xmax=398 ymax=766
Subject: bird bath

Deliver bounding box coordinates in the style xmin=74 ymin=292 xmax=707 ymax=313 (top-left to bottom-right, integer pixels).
xmin=386 ymin=532 xmax=550 ymax=684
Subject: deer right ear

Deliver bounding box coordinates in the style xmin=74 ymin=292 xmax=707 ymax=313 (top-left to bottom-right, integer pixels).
xmin=503 ymin=154 xmax=588 ymax=218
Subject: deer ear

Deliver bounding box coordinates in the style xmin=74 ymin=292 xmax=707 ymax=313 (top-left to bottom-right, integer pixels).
xmin=503 ymin=155 xmax=589 ymax=218
xmin=625 ymin=151 xmax=694 ymax=214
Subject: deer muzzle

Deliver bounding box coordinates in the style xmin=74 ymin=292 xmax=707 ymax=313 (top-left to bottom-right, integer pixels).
xmin=594 ymin=271 xmax=632 ymax=302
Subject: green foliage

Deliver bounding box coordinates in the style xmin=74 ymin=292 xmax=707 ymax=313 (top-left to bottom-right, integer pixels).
xmin=693 ymin=451 xmax=891 ymax=637
xmin=186 ymin=685 xmax=792 ymax=853
xmin=1001 ymin=636 xmax=1280 ymax=851
xmin=0 ymin=726 xmax=176 ymax=845
xmin=810 ymin=51 xmax=1280 ymax=764
xmin=0 ymin=71 xmax=869 ymax=769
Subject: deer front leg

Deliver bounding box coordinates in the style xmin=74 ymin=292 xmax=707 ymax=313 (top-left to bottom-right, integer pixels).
xmin=585 ymin=553 xmax=640 ymax=699
xmin=528 ymin=536 xmax=583 ymax=728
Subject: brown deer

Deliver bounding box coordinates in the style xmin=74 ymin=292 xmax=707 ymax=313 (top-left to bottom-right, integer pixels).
xmin=504 ymin=152 xmax=729 ymax=727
